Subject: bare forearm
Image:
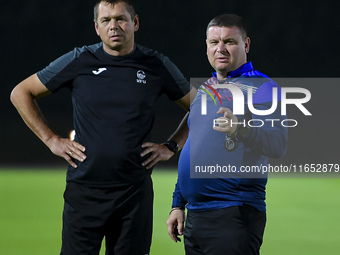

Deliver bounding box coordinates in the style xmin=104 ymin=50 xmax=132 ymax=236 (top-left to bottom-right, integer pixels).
xmin=141 ymin=112 xmax=189 ymax=169
xmin=140 ymin=88 xmax=194 ymax=168
xmin=10 ymin=86 xmax=57 ymax=147
xmin=10 ymin=74 xmax=86 ymax=167
xmin=171 ymin=87 xmax=196 ymax=149
xmin=168 ymin=111 xmax=189 ymax=150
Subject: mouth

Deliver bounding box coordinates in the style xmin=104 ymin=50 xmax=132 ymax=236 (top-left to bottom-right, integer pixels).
xmin=110 ymin=34 xmax=121 ymax=40
xmin=216 ymin=56 xmax=229 ymax=63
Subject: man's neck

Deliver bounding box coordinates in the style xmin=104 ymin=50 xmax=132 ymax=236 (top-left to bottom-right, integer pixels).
xmin=216 ymin=62 xmax=247 ymax=79
xmin=103 ymin=43 xmax=135 ymax=57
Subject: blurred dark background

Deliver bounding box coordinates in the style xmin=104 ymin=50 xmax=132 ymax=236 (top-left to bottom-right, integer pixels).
xmin=1 ymin=0 xmax=339 ymax=168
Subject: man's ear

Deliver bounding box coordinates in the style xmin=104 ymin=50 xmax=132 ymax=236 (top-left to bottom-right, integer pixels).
xmin=245 ymin=37 xmax=251 ymax=53
xmin=206 ymin=39 xmax=208 ymax=56
xmin=94 ymin=20 xmax=100 ymax=36
xmin=134 ymin=15 xmax=139 ymax=32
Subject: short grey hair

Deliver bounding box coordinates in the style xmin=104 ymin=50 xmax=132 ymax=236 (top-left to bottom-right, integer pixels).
xmin=206 ymin=14 xmax=247 ymax=38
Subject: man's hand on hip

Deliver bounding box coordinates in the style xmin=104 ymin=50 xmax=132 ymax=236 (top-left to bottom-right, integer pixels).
xmin=46 ymin=135 xmax=86 ymax=168
xmin=140 ymin=142 xmax=174 ymax=169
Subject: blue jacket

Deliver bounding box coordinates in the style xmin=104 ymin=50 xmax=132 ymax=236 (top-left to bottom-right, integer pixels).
xmin=172 ymin=62 xmax=288 ymax=212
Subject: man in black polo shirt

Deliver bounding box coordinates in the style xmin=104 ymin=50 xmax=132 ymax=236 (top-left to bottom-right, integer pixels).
xmin=10 ymin=0 xmax=193 ymax=254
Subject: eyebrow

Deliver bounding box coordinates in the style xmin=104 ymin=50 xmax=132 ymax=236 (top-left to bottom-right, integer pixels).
xmin=224 ymin=38 xmax=237 ymax=42
xmin=208 ymin=37 xmax=237 ymax=42
xmin=99 ymin=14 xmax=128 ymax=21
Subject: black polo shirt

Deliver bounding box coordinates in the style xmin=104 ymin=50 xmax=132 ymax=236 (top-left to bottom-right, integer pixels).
xmin=37 ymin=42 xmax=190 ymax=186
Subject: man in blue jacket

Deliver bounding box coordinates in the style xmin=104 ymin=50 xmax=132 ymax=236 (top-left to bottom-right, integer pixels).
xmin=166 ymin=14 xmax=287 ymax=255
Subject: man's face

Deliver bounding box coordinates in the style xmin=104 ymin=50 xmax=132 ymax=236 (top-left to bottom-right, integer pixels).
xmin=95 ymin=1 xmax=139 ymax=56
xmin=206 ymin=26 xmax=250 ymax=79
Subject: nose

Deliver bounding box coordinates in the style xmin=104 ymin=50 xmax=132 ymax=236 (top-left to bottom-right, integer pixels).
xmin=217 ymin=42 xmax=226 ymax=53
xmin=109 ymin=19 xmax=119 ymax=31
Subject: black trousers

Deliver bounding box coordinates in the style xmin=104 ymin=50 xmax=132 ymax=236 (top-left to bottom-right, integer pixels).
xmin=184 ymin=205 xmax=266 ymax=255
xmin=60 ymin=177 xmax=153 ymax=255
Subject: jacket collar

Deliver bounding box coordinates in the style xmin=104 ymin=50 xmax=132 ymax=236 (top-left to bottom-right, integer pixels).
xmin=212 ymin=62 xmax=254 ymax=79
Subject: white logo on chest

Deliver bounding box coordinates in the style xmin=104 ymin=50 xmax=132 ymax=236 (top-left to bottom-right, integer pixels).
xmin=92 ymin=67 xmax=107 ymax=75
xmin=136 ymin=70 xmax=147 ymax=84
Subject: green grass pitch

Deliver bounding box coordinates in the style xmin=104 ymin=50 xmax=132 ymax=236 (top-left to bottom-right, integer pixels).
xmin=0 ymin=168 xmax=339 ymax=254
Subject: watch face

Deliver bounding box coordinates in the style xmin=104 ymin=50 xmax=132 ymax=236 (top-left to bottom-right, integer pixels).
xmin=224 ymin=139 xmax=235 ymax=150
xmin=224 ymin=138 xmax=238 ymax=152
xmin=167 ymin=141 xmax=178 ymax=152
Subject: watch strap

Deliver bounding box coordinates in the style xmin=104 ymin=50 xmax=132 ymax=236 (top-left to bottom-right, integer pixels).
xmin=162 ymin=140 xmax=179 ymax=153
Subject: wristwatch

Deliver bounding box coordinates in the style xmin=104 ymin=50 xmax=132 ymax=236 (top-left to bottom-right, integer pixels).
xmin=224 ymin=118 xmax=250 ymax=152
xmin=234 ymin=117 xmax=250 ymax=140
xmin=237 ymin=125 xmax=250 ymax=140
xmin=163 ymin=140 xmax=179 ymax=154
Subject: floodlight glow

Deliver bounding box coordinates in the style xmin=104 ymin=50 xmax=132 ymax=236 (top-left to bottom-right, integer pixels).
xmin=69 ymin=130 xmax=75 ymax=141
